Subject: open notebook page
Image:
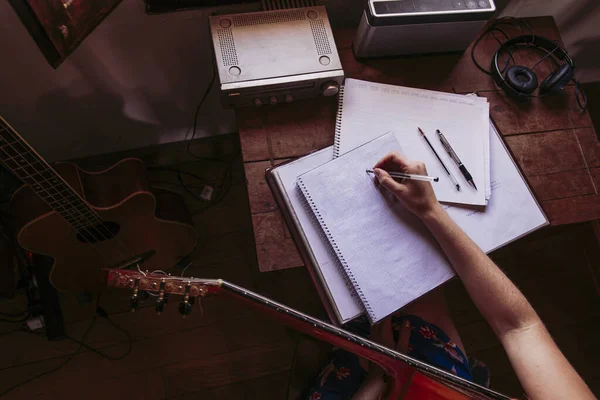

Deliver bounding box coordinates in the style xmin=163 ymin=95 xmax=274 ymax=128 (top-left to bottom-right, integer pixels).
xmin=274 ymin=147 xmax=364 ymax=322
xmin=336 ymin=79 xmax=488 ymax=206
xmin=298 ymin=133 xmax=455 ymax=323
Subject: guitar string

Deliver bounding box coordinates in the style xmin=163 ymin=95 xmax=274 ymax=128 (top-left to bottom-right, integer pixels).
xmin=0 ymin=126 xmax=130 ymax=265
xmin=0 ymin=123 xmax=156 ymax=273
xmin=0 ymin=130 xmax=113 ymax=244
xmin=0 ymin=143 xmax=117 ymax=263
xmin=0 ymin=124 xmax=137 ymax=261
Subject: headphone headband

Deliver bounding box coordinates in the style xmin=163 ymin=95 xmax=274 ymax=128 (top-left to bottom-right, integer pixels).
xmin=491 ymin=34 xmax=574 ymax=97
xmin=500 ymin=35 xmax=574 ymax=67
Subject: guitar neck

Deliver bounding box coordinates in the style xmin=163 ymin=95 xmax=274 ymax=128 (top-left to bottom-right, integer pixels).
xmin=0 ymin=117 xmax=100 ymax=230
xmin=104 ymin=269 xmax=511 ymax=400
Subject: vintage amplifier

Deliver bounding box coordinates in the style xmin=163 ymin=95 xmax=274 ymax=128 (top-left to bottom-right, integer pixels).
xmin=353 ymin=0 xmax=496 ymax=58
xmin=209 ymin=6 xmax=344 ymax=108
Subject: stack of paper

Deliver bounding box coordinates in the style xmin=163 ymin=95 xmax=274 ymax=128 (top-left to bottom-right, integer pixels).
xmin=335 ymin=79 xmax=491 ymax=206
xmin=266 ymin=78 xmax=548 ymax=325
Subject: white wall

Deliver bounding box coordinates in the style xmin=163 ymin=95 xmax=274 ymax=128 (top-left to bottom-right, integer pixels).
xmin=0 ymin=1 xmax=257 ymax=161
xmin=1 ymin=0 xmax=597 ymax=161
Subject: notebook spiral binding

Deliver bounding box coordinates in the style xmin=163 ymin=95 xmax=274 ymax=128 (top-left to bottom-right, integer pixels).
xmin=296 ymin=179 xmax=363 ymax=310
xmin=332 ymin=85 xmax=344 ymax=159
xmin=297 ymin=177 xmax=375 ymax=321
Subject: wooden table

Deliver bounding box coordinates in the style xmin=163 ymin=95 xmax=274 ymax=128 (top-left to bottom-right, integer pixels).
xmin=236 ymin=17 xmax=600 ymax=272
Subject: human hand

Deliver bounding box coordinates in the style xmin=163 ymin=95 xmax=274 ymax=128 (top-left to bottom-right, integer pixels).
xmin=372 ymin=152 xmax=441 ymax=219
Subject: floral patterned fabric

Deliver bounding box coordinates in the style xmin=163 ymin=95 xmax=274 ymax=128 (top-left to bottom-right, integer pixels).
xmin=305 ymin=315 xmax=474 ymax=400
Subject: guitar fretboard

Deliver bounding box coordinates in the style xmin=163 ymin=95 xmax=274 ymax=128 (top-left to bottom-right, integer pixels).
xmin=0 ymin=117 xmax=102 ymax=231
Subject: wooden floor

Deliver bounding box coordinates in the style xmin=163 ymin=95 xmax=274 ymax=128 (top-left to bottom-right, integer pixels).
xmin=1 ymin=133 xmax=600 ymax=399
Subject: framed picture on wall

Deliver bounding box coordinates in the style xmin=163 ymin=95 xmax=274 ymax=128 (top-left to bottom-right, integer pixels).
xmin=9 ymin=0 xmax=122 ymax=68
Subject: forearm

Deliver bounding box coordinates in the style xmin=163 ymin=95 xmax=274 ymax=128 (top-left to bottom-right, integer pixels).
xmin=352 ymin=373 xmax=386 ymax=400
xmin=421 ymin=205 xmax=539 ymax=338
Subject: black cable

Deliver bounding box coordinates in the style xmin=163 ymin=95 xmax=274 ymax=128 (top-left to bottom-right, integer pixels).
xmin=0 ymin=313 xmax=31 ymax=323
xmin=148 ymin=167 xmax=219 ymax=187
xmin=530 ymin=40 xmax=561 ymax=72
xmin=471 ymin=26 xmax=514 ymax=75
xmin=0 ymin=318 xmax=96 ymax=398
xmin=66 ymin=316 xmax=132 ymax=361
xmin=574 ymin=80 xmax=588 ymax=111
xmin=148 ymin=145 xmax=240 ymax=214
xmin=186 ymin=58 xmax=217 ymax=160
xmin=0 ymin=297 xmax=133 ymax=397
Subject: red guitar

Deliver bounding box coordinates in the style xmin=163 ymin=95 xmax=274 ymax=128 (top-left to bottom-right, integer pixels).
xmin=104 ymin=269 xmax=514 ymax=400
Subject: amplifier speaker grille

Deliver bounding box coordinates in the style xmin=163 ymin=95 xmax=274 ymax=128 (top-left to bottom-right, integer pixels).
xmin=261 ymin=0 xmax=316 ymax=10
xmin=217 ymin=28 xmax=238 ymax=66
xmin=233 ymin=9 xmax=305 ymax=26
xmin=310 ymin=19 xmax=332 ymax=55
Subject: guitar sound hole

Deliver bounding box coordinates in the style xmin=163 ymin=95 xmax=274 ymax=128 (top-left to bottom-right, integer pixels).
xmin=76 ymin=222 xmax=120 ymax=244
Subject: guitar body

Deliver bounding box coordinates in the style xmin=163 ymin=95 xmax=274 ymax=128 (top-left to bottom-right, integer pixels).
xmin=11 ymin=158 xmax=198 ymax=293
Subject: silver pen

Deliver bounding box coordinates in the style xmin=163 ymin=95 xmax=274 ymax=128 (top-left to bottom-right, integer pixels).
xmin=366 ymin=169 xmax=439 ymax=183
xmin=436 ymin=129 xmax=478 ymax=190
xmin=418 ymin=128 xmax=460 ymax=191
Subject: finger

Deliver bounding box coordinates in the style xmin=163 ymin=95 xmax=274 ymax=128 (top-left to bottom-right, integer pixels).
xmin=373 ymin=151 xmax=410 ymax=172
xmin=374 ymin=168 xmax=407 ymax=197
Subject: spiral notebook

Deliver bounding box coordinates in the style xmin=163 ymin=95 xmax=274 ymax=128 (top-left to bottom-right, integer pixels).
xmin=266 ymin=147 xmax=364 ymax=324
xmin=334 ymin=79 xmax=491 ymax=206
xmin=298 ymin=133 xmax=455 ymax=323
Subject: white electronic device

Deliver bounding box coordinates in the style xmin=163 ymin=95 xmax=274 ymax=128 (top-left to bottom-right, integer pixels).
xmin=353 ymin=0 xmax=496 ymax=58
xmin=209 ymin=6 xmax=344 ymax=108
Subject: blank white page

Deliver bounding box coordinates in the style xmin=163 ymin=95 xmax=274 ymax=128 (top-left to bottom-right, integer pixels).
xmin=298 ymin=133 xmax=455 ymax=323
xmin=274 ymin=147 xmax=364 ymax=322
xmin=336 ymin=79 xmax=488 ymax=206
xmin=446 ymin=122 xmax=548 ymax=251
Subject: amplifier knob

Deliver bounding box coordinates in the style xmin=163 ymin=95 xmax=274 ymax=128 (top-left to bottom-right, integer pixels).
xmin=284 ymin=94 xmax=293 ymax=103
xmin=321 ymin=81 xmax=339 ymax=97
xmin=253 ymin=98 xmax=263 ymax=107
xmin=269 ymin=96 xmax=278 ymax=105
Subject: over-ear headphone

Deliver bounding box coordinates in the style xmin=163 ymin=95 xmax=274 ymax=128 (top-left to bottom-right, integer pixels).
xmin=491 ymin=35 xmax=575 ymax=99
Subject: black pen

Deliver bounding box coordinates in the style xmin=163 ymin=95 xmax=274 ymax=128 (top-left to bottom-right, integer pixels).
xmin=418 ymin=128 xmax=460 ymax=191
xmin=436 ymin=129 xmax=478 ymax=190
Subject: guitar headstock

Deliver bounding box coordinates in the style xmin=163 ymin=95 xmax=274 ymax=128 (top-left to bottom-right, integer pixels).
xmin=103 ymin=268 xmax=221 ymax=316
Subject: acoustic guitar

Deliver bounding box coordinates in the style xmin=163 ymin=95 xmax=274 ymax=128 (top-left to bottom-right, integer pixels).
xmin=104 ymin=268 xmax=514 ymax=400
xmin=0 ymin=116 xmax=198 ymax=293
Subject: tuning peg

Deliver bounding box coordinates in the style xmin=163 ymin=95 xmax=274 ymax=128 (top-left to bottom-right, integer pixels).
xmin=178 ymin=300 xmax=192 ymax=317
xmin=156 ymin=278 xmax=167 ymax=314
xmin=178 ymin=282 xmax=193 ymax=318
xmin=130 ymin=295 xmax=139 ymax=312
xmin=130 ymin=278 xmax=141 ymax=312
xmin=156 ymin=298 xmax=165 ymax=314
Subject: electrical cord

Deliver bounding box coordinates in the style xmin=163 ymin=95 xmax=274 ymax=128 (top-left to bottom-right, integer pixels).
xmin=66 ymin=316 xmax=132 ymax=361
xmin=471 ymin=17 xmax=537 ymax=76
xmin=0 ymin=299 xmax=132 ymax=397
xmin=574 ymin=80 xmax=589 ymax=110
xmin=0 ymin=312 xmax=31 ymax=323
xmin=186 ymin=57 xmax=217 ymax=161
xmin=471 ymin=26 xmax=514 ymax=75
xmin=148 ymin=145 xmax=240 ymax=215
xmin=0 ymin=318 xmax=97 ymax=398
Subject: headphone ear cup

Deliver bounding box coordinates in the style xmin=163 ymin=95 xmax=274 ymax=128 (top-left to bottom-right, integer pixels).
xmin=540 ymin=63 xmax=574 ymax=94
xmin=505 ymin=66 xmax=539 ymax=95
